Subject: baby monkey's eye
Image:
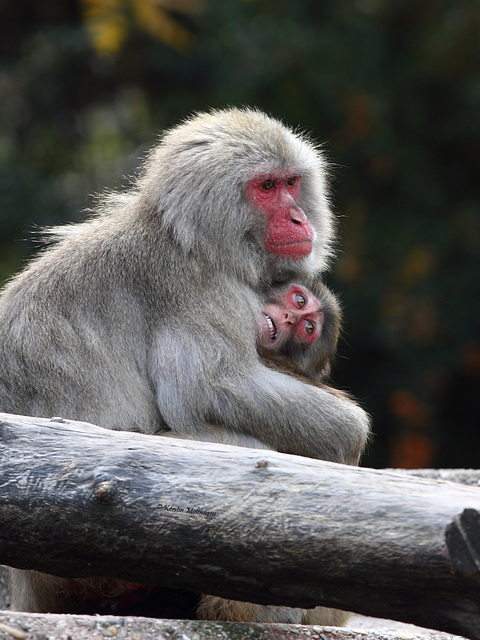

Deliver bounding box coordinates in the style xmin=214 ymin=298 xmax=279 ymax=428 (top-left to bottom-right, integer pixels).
xmin=286 ymin=176 xmax=298 ymax=187
xmin=261 ymin=179 xmax=275 ymax=191
xmin=295 ymin=293 xmax=306 ymax=308
xmin=305 ymin=320 xmax=314 ymax=335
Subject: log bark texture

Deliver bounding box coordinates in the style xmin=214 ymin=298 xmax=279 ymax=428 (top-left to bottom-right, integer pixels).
xmin=1 ymin=413 xmax=480 ymax=638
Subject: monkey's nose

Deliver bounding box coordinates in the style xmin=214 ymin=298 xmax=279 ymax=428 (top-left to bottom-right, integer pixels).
xmin=289 ymin=205 xmax=309 ymax=226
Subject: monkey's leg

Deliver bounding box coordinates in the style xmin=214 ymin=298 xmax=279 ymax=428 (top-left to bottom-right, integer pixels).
xmin=303 ymin=605 xmax=351 ymax=626
xmin=197 ymin=596 xmax=352 ymax=626
xmin=196 ymin=595 xmax=305 ymax=624
xmin=163 ymin=431 xmax=351 ymax=625
xmin=162 ymin=432 xmax=302 ymax=624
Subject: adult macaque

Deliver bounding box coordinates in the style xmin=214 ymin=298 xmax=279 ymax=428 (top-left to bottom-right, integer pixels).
xmin=0 ymin=108 xmax=369 ymax=618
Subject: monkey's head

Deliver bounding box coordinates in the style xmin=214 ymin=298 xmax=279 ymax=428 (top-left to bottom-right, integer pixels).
xmin=141 ymin=108 xmax=335 ymax=286
xmin=259 ymin=283 xmax=323 ymax=353
xmin=259 ymin=279 xmax=341 ymax=382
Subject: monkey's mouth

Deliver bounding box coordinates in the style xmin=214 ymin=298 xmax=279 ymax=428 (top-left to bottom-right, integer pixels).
xmin=265 ymin=315 xmax=277 ymax=341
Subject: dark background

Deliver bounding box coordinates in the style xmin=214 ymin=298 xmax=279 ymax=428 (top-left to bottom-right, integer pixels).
xmin=1 ymin=0 xmax=479 ymax=469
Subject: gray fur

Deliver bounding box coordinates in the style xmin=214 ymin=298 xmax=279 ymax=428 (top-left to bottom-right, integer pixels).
xmin=0 ymin=108 xmax=369 ymax=618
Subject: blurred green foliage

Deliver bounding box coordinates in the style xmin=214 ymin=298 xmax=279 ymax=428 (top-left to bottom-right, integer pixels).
xmin=1 ymin=0 xmax=479 ymax=468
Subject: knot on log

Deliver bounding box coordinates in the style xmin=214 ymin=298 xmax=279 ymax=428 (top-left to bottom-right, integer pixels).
xmin=94 ymin=481 xmax=116 ymax=503
xmin=446 ymin=508 xmax=480 ymax=579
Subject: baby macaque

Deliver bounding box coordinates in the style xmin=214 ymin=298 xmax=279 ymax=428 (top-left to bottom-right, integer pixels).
xmin=260 ymin=283 xmax=323 ymax=352
xmin=259 ymin=280 xmax=341 ymax=383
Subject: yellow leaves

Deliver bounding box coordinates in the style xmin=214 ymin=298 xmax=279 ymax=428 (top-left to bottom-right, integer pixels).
xmin=132 ymin=0 xmax=195 ymax=53
xmin=81 ymin=0 xmax=200 ymax=57
xmin=83 ymin=0 xmax=127 ymax=57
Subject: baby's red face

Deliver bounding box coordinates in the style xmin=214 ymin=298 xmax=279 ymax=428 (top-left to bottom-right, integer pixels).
xmin=259 ymin=284 xmax=324 ymax=351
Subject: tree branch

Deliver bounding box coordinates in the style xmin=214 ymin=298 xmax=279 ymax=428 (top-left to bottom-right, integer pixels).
xmin=1 ymin=413 xmax=480 ymax=639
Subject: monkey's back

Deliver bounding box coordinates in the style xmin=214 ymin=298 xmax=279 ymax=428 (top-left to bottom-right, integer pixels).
xmin=0 ymin=217 xmax=165 ymax=433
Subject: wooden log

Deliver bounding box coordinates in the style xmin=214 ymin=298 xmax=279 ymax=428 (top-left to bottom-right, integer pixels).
xmin=0 ymin=412 xmax=480 ymax=639
xmin=393 ymin=469 xmax=480 ymax=486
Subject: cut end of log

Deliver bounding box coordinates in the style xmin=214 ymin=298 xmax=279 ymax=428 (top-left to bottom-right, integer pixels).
xmin=446 ymin=508 xmax=480 ymax=578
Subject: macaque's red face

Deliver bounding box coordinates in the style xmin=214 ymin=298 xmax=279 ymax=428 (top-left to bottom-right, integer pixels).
xmin=259 ymin=284 xmax=324 ymax=351
xmin=246 ymin=174 xmax=314 ymax=260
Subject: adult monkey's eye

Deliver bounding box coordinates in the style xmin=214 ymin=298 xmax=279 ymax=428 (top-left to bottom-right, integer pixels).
xmin=262 ymin=179 xmax=275 ymax=191
xmin=286 ymin=176 xmax=298 ymax=187
xmin=295 ymin=293 xmax=306 ymax=308
xmin=305 ymin=320 xmax=314 ymax=335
